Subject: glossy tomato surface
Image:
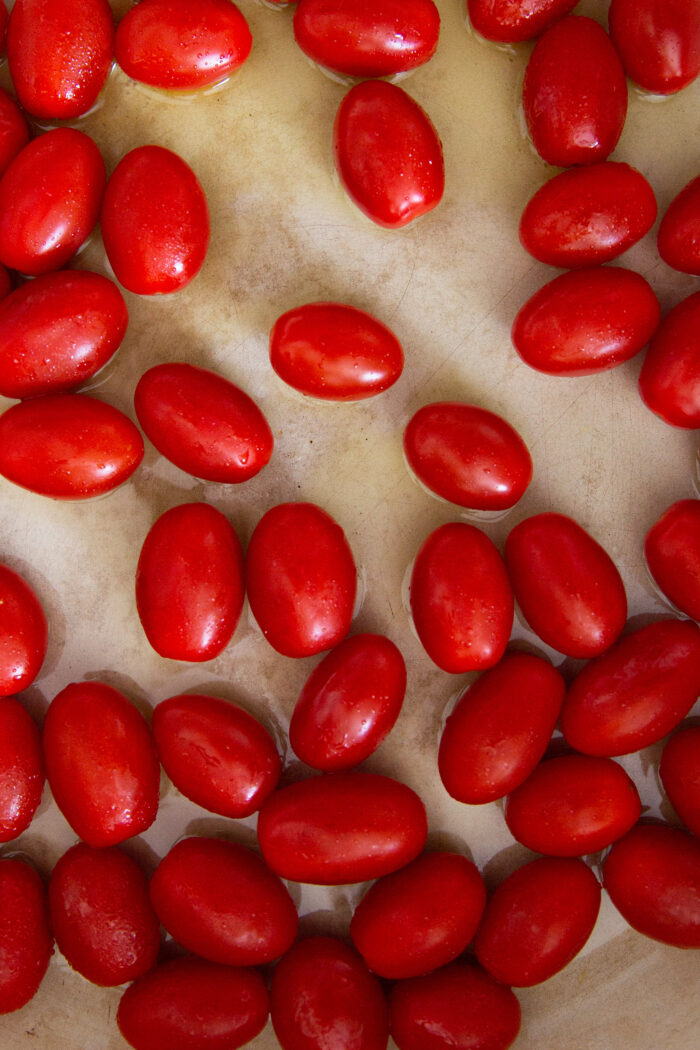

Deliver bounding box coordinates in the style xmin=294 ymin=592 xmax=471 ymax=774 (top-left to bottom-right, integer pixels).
xmin=0 ymin=88 xmax=29 ymax=178
xmin=0 ymin=696 xmax=43 ymax=842
xmin=608 ymin=0 xmax=700 ymax=95
xmin=0 ymin=563 xmax=47 ymax=696
xmin=638 ymin=290 xmax=700 ymax=427
xmin=659 ymin=726 xmax=700 ymax=837
xmin=333 ymin=80 xmax=444 ymax=229
xmin=0 ymin=859 xmax=52 ymax=1015
xmin=469 ymin=0 xmax=578 ymax=42
xmin=645 ymin=499 xmax=700 ymax=619
xmin=657 ymin=174 xmax=700 ymax=275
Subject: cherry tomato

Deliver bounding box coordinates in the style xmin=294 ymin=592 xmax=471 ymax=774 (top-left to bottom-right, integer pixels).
xmin=561 ymin=619 xmax=700 ymax=756
xmin=269 ymin=301 xmax=404 ymax=402
xmin=638 ymin=291 xmax=700 ymax=427
xmin=333 ymin=80 xmax=444 ymax=229
xmin=473 ymin=857 xmax=601 ymax=987
xmin=522 ymin=16 xmax=628 ymax=167
xmin=512 ymin=267 xmax=661 ymax=376
xmin=608 ymin=0 xmax=700 ymax=95
xmin=246 ymin=501 xmax=357 ymax=658
xmin=293 ymin=0 xmax=439 ymax=77
xmin=257 ymin=772 xmax=427 ymax=884
xmin=657 ymin=174 xmax=700 ymax=275
xmin=645 ymin=499 xmax=700 ymax=620
xmin=409 ymin=522 xmax=513 ymax=674
xmin=152 ymin=692 xmax=281 ymax=817
xmin=270 ymin=936 xmax=389 ymax=1050
xmin=0 ymin=858 xmax=52 ymax=1014
xmin=101 ymin=145 xmax=210 ymax=295
xmin=438 ymin=651 xmax=565 ymax=805
xmin=603 ymin=823 xmax=700 ymax=948
xmin=659 ymin=726 xmax=700 ymax=837
xmin=289 ymin=633 xmax=406 ymax=771
xmin=42 ymin=680 xmax=160 ymax=847
xmin=134 ymin=362 xmax=273 ymax=482
xmin=349 ymin=851 xmax=486 ymax=979
xmin=0 ymin=88 xmax=29 ymax=178
xmin=115 ymin=0 xmax=252 ymax=90
xmin=149 ymin=837 xmax=298 ymax=966
xmin=0 ymin=563 xmax=47 ymax=696
xmin=519 ymin=162 xmax=658 ymax=268
xmin=117 ymin=957 xmax=269 ymax=1050
xmin=403 ymin=402 xmax=532 ymax=511
xmin=48 ymin=843 xmax=160 ymax=987
xmin=468 ymin=0 xmax=578 ymax=42
xmin=0 ymin=696 xmax=43 ymax=841
xmin=0 ymin=271 xmax=128 ymax=399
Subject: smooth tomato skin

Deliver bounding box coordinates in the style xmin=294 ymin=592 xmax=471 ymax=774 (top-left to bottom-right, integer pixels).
xmin=0 ymin=564 xmax=47 ymax=697
xmin=561 ymin=619 xmax=700 ymax=756
xmin=403 ymin=402 xmax=532 ymax=511
xmin=645 ymin=500 xmax=700 ymax=620
xmin=657 ymin=174 xmax=700 ymax=275
xmin=0 ymin=696 xmax=43 ymax=841
xmin=269 ymin=301 xmax=404 ymax=402
xmin=101 ymin=145 xmax=210 ymax=295
xmin=438 ymin=651 xmax=565 ymax=805
xmin=473 ymin=857 xmax=601 ymax=987
xmin=333 ymin=80 xmax=444 ymax=229
xmin=149 ymin=837 xmax=298 ymax=967
xmin=0 ymin=859 xmax=52 ymax=1015
xmin=257 ymin=772 xmax=428 ymax=885
xmin=115 ymin=0 xmax=252 ymax=90
xmin=659 ymin=726 xmax=700 ymax=837
xmin=48 ymin=844 xmax=160 ymax=987
xmin=409 ymin=522 xmax=514 ymax=674
xmin=289 ymin=633 xmax=406 ymax=771
xmin=42 ymin=681 xmax=160 ymax=847
xmin=349 ymin=852 xmax=487 ymax=979
xmin=512 ymin=267 xmax=661 ymax=376
xmin=0 ymin=88 xmax=29 ymax=179
xmin=608 ymin=0 xmax=700 ymax=95
xmin=638 ymin=291 xmax=700 ymax=428
xmin=152 ymin=693 xmax=281 ymax=817
xmin=468 ymin=0 xmax=578 ymax=42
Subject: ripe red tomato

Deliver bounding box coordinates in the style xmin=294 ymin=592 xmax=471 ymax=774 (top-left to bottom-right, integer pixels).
xmin=608 ymin=0 xmax=700 ymax=95
xmin=468 ymin=0 xmax=578 ymax=42
xmin=638 ymin=291 xmax=700 ymax=427
xmin=0 ymin=88 xmax=29 ymax=178
xmin=270 ymin=936 xmax=389 ymax=1050
xmin=101 ymin=145 xmax=210 ymax=294
xmin=134 ymin=362 xmax=273 ymax=482
xmin=659 ymin=726 xmax=700 ymax=837
xmin=48 ymin=843 xmax=160 ymax=987
xmin=512 ymin=267 xmax=661 ymax=376
xmin=519 ymin=162 xmax=658 ymax=268
xmin=409 ymin=522 xmax=513 ymax=674
xmin=289 ymin=633 xmax=406 ymax=771
xmin=42 ymin=680 xmax=160 ymax=847
xmin=349 ymin=851 xmax=486 ymax=979
xmin=269 ymin=301 xmax=404 ymax=402
xmin=149 ymin=837 xmax=298 ymax=966
xmin=0 ymin=563 xmax=47 ymax=696
xmin=473 ymin=857 xmax=601 ymax=986
xmin=403 ymin=402 xmax=532 ymax=511
xmin=522 ymin=16 xmax=628 ymax=167
xmin=114 ymin=0 xmax=252 ymax=90
xmin=438 ymin=651 xmax=565 ymax=804
xmin=152 ymin=692 xmax=281 ymax=817
xmin=645 ymin=499 xmax=700 ymax=619
xmin=657 ymin=174 xmax=700 ymax=275
xmin=0 ymin=858 xmax=52 ymax=1015
xmin=333 ymin=80 xmax=444 ymax=229
xmin=246 ymin=501 xmax=357 ymax=658
xmin=561 ymin=619 xmax=700 ymax=756
xmin=257 ymin=772 xmax=427 ymax=884
xmin=0 ymin=696 xmax=43 ymax=841
xmin=0 ymin=271 xmax=128 ymax=399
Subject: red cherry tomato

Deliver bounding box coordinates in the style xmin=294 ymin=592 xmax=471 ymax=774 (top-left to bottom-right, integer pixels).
xmin=638 ymin=291 xmax=700 ymax=427
xmin=473 ymin=857 xmax=601 ymax=987
xmin=645 ymin=499 xmax=700 ymax=620
xmin=522 ymin=16 xmax=628 ymax=167
xmin=438 ymin=651 xmax=565 ymax=804
xmin=257 ymin=772 xmax=428 ymax=884
xmin=246 ymin=501 xmax=357 ymax=658
xmin=0 ymin=858 xmax=52 ymax=1015
xmin=608 ymin=0 xmax=700 ymax=95
xmin=134 ymin=362 xmax=273 ymax=482
xmin=115 ymin=0 xmax=252 ymax=90
xmin=333 ymin=80 xmax=444 ymax=229
xmin=349 ymin=851 xmax=486 ymax=979
xmin=269 ymin=301 xmax=404 ymax=402
xmin=42 ymin=680 xmax=160 ymax=847
xmin=270 ymin=936 xmax=389 ymax=1050
xmin=603 ymin=823 xmax=700 ymax=948
xmin=0 ymin=271 xmax=128 ymax=399
xmin=0 ymin=88 xmax=29 ymax=178
xmin=657 ymin=174 xmax=700 ymax=275
xmin=0 ymin=696 xmax=43 ymax=841
xmin=101 ymin=145 xmax=210 ymax=294
xmin=512 ymin=267 xmax=660 ymax=376
xmin=289 ymin=633 xmax=406 ymax=771
xmin=519 ymin=162 xmax=658 ymax=268
xmin=403 ymin=402 xmax=532 ymax=511
xmin=468 ymin=0 xmax=578 ymax=42
xmin=152 ymin=692 xmax=281 ymax=817
xmin=149 ymin=837 xmax=298 ymax=966
xmin=561 ymin=619 xmax=700 ymax=756
xmin=48 ymin=843 xmax=160 ymax=987
xmin=659 ymin=726 xmax=700 ymax=837
xmin=0 ymin=563 xmax=47 ymax=696
xmin=409 ymin=522 xmax=513 ymax=674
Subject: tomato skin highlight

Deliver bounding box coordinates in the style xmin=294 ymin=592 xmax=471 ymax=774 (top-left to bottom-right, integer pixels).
xmin=0 ymin=564 xmax=47 ymax=697
xmin=657 ymin=174 xmax=700 ymax=276
xmin=638 ymin=291 xmax=700 ymax=428
xmin=0 ymin=696 xmax=44 ymax=842
xmin=468 ymin=0 xmax=578 ymax=43
xmin=0 ymin=858 xmax=53 ymax=1015
xmin=608 ymin=0 xmax=700 ymax=96
xmin=645 ymin=499 xmax=700 ymax=620
xmin=659 ymin=726 xmax=700 ymax=837
xmin=0 ymin=88 xmax=29 ymax=179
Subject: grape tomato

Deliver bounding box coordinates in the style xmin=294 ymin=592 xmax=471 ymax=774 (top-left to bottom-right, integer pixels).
xmin=657 ymin=173 xmax=700 ymax=276
xmin=659 ymin=725 xmax=700 ymax=837
xmin=638 ymin=290 xmax=700 ymax=428
xmin=0 ymin=695 xmax=44 ymax=842
xmin=608 ymin=0 xmax=700 ymax=96
xmin=645 ymin=499 xmax=700 ymax=620
xmin=0 ymin=858 xmax=53 ymax=1015
xmin=468 ymin=0 xmax=579 ymax=43
xmin=0 ymin=563 xmax=47 ymax=697
xmin=0 ymin=88 xmax=29 ymax=179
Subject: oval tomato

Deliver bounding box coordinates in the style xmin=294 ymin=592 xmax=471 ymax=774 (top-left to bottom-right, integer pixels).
xmin=659 ymin=726 xmax=700 ymax=837
xmin=512 ymin=267 xmax=660 ymax=376
xmin=115 ymin=0 xmax=252 ymax=90
xmin=333 ymin=80 xmax=444 ymax=229
xmin=608 ymin=0 xmax=700 ymax=95
xmin=409 ymin=522 xmax=513 ymax=674
xmin=0 ymin=88 xmax=29 ymax=178
xmin=438 ymin=651 xmax=565 ymax=805
xmin=468 ymin=0 xmax=578 ymax=42
xmin=645 ymin=499 xmax=700 ymax=620
xmin=269 ymin=301 xmax=404 ymax=402
xmin=42 ymin=680 xmax=160 ymax=847
xmin=257 ymin=772 xmax=427 ymax=884
xmin=101 ymin=145 xmax=209 ymax=294
xmin=0 ymin=563 xmax=47 ymax=696
xmin=657 ymin=174 xmax=700 ymax=275
xmin=0 ymin=696 xmax=43 ymax=841
xmin=0 ymin=859 xmax=52 ymax=1015
xmin=638 ymin=290 xmax=700 ymax=427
